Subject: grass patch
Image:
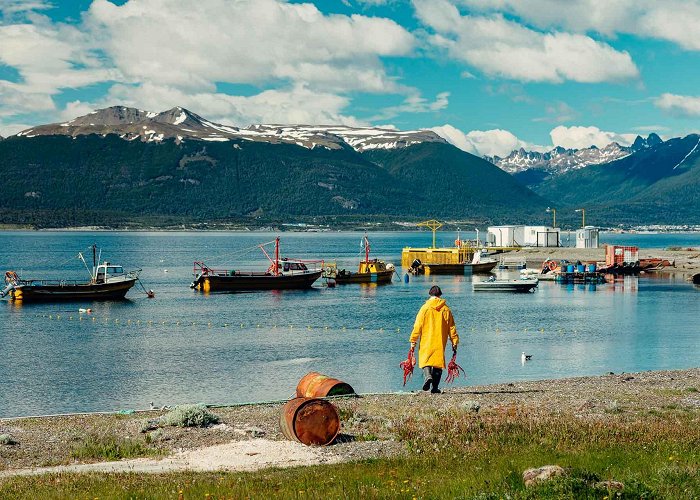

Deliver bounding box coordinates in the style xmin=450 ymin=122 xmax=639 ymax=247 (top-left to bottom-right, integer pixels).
xmin=70 ymin=435 xmax=154 ymax=462
xmin=159 ymin=404 xmax=220 ymax=428
xmin=685 ymin=387 xmax=699 ymax=393
xmin=2 ymin=408 xmax=699 ymax=499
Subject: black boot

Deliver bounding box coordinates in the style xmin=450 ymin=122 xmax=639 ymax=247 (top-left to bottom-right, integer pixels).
xmin=422 ymin=367 xmax=432 ymax=391
xmin=431 ymin=368 xmax=443 ymax=394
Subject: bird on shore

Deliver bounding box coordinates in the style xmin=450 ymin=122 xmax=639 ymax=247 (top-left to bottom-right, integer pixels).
xmin=521 ymin=352 xmax=532 ymax=363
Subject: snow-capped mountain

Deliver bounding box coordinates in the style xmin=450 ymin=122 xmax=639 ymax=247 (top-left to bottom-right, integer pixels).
xmin=15 ymin=106 xmax=446 ymax=152
xmin=485 ymin=133 xmax=663 ymax=175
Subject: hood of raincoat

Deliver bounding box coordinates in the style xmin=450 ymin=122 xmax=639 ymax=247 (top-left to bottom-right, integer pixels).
xmin=427 ymin=297 xmax=446 ymax=311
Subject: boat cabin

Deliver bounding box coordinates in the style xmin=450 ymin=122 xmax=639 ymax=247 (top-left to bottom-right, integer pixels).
xmin=279 ymin=259 xmax=309 ymax=274
xmin=358 ymin=259 xmax=387 ymax=274
xmin=95 ymin=262 xmax=125 ymax=283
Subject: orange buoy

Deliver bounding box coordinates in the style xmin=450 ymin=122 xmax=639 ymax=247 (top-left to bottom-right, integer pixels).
xmin=296 ymin=372 xmax=355 ymax=398
xmin=279 ymin=397 xmax=340 ymax=446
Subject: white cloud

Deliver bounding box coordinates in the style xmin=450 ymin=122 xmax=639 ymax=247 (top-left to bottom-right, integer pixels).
xmin=370 ymin=91 xmax=449 ymax=120
xmin=457 ymin=0 xmax=700 ymax=51
xmin=549 ymin=125 xmax=636 ymax=149
xmin=413 ymin=0 xmax=639 ymax=83
xmin=432 ymin=124 xmax=546 ymax=157
xmin=654 ymin=93 xmax=700 ymax=117
xmin=102 ymin=82 xmax=367 ymax=127
xmin=85 ymin=0 xmax=414 ymax=93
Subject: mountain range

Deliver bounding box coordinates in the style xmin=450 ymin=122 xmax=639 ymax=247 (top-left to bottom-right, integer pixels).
xmin=3 ymin=106 xmax=700 ymax=228
xmin=485 ymin=133 xmax=663 ymax=189
xmin=0 ymin=106 xmax=545 ymax=228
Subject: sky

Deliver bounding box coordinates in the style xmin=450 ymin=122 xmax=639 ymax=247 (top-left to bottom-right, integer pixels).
xmin=1 ymin=0 xmax=700 ymax=157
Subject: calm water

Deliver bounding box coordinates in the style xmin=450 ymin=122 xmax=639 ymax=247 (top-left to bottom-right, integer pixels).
xmin=1 ymin=231 xmax=699 ymax=418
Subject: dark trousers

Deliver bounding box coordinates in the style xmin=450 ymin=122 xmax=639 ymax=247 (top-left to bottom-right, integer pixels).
xmin=422 ymin=366 xmax=443 ymax=391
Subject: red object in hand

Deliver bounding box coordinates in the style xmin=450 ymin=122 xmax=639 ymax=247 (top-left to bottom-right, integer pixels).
xmin=399 ymin=347 xmax=416 ymax=386
xmin=445 ymin=353 xmax=466 ymax=384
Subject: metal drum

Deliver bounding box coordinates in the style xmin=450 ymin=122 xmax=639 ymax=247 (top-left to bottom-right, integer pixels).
xmin=279 ymin=397 xmax=340 ymax=446
xmin=296 ymin=372 xmax=355 ymax=398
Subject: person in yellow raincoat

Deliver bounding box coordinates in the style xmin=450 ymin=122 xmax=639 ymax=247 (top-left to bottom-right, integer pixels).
xmin=409 ymin=285 xmax=459 ymax=393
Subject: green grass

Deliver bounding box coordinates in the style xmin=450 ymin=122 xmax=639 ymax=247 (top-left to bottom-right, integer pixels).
xmin=69 ymin=435 xmax=155 ymax=462
xmin=2 ymin=409 xmax=699 ymax=499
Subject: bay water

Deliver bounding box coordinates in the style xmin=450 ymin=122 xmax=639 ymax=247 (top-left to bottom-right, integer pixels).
xmin=1 ymin=230 xmax=699 ymax=418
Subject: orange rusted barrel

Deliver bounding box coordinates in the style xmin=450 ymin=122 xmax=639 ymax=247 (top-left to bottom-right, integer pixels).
xmin=295 ymin=372 xmax=355 ymax=398
xmin=280 ymin=397 xmax=340 ymax=446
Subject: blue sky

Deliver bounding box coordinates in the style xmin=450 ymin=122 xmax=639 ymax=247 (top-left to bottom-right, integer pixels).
xmin=1 ymin=0 xmax=700 ymax=156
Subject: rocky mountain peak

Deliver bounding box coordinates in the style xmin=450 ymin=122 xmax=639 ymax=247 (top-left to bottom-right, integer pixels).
xmin=12 ymin=106 xmax=446 ymax=152
xmin=66 ymin=106 xmax=154 ymax=127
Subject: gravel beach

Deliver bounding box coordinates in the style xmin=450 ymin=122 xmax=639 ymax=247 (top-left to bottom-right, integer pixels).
xmin=1 ymin=367 xmax=698 ymax=476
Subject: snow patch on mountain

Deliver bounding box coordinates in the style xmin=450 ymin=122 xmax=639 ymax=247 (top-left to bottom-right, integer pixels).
xmin=14 ymin=106 xmax=446 ymax=153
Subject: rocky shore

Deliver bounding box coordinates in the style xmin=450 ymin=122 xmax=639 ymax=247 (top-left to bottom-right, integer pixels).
xmin=1 ymin=368 xmax=699 ymax=476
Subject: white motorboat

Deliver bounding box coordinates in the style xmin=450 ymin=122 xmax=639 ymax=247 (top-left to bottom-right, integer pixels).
xmin=473 ymin=276 xmax=538 ymax=292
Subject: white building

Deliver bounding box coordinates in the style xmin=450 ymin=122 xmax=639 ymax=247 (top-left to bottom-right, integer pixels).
xmin=487 ymin=225 xmax=560 ymax=247
xmin=523 ymin=226 xmax=560 ymax=247
xmin=576 ymin=226 xmax=599 ymax=248
xmin=487 ymin=225 xmax=525 ymax=247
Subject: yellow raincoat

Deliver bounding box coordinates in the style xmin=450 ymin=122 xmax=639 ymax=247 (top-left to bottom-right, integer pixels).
xmin=409 ymin=297 xmax=459 ymax=369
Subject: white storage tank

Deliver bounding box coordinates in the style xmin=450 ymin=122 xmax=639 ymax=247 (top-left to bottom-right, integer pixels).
xmin=576 ymin=226 xmax=599 ymax=248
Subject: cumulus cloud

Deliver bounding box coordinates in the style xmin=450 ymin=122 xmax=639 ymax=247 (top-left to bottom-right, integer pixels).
xmin=654 ymin=93 xmax=700 ymax=117
xmin=432 ymin=124 xmax=547 ymax=157
xmin=413 ymin=0 xmax=638 ymax=83
xmin=549 ymin=125 xmax=636 ymax=149
xmin=457 ymin=0 xmax=700 ymax=51
xmin=100 ymin=82 xmax=367 ymax=127
xmin=85 ymin=0 xmax=414 ymax=93
xmin=1 ymin=0 xmax=442 ymax=131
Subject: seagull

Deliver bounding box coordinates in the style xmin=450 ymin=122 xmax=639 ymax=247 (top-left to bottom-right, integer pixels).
xmin=149 ymin=402 xmax=156 ymax=410
xmin=521 ymin=352 xmax=532 ymax=363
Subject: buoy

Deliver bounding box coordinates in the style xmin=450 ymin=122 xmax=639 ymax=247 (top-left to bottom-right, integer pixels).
xmin=521 ymin=352 xmax=532 ymax=363
xmin=404 ymin=273 xmax=409 ymax=283
xmin=147 ymin=290 xmax=155 ymax=298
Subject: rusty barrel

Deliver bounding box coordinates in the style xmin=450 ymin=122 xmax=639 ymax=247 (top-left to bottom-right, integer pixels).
xmin=280 ymin=397 xmax=340 ymax=446
xmin=296 ymin=372 xmax=355 ymax=398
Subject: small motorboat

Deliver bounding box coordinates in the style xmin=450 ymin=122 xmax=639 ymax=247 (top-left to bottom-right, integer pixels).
xmin=191 ymin=237 xmax=323 ymax=292
xmin=1 ymin=245 xmax=139 ymax=302
xmin=689 ymin=272 xmax=700 ymax=285
xmin=473 ymin=276 xmax=538 ymax=293
xmin=324 ymin=235 xmax=393 ymax=284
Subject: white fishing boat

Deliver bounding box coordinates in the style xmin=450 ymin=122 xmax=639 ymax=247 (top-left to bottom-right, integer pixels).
xmin=473 ymin=276 xmax=538 ymax=292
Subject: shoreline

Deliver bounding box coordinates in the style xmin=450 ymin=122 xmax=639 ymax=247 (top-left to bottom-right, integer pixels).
xmin=2 ymin=367 xmax=698 ymax=475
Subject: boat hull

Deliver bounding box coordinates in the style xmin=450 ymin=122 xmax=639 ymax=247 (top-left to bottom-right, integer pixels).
xmin=334 ymin=270 xmax=393 ymax=284
xmin=473 ymin=280 xmax=538 ymax=293
xmin=9 ymin=279 xmax=136 ymax=302
xmin=424 ymin=260 xmax=498 ymax=275
xmin=193 ymin=271 xmax=322 ymax=292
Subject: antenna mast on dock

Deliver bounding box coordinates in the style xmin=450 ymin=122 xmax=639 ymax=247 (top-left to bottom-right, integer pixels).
xmin=417 ymin=219 xmax=443 ymax=249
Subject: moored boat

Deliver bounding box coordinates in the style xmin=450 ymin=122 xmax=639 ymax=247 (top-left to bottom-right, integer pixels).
xmin=423 ymin=250 xmax=498 ymax=275
xmin=191 ymin=237 xmax=322 ymax=292
xmin=1 ymin=245 xmax=139 ymax=302
xmin=473 ymin=276 xmax=538 ymax=292
xmin=324 ymin=236 xmax=394 ymax=284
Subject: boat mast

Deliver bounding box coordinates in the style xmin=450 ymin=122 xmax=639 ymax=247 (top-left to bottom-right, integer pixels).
xmin=274 ymin=237 xmax=280 ymax=276
xmin=92 ymin=244 xmax=97 ymax=279
xmin=364 ymin=235 xmax=370 ymax=263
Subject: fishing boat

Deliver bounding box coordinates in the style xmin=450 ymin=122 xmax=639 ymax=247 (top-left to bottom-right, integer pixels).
xmin=1 ymin=245 xmax=139 ymax=301
xmin=191 ymin=237 xmax=323 ymax=292
xmin=324 ymin=236 xmax=394 ymax=284
xmin=473 ymin=276 xmax=539 ymax=293
xmin=689 ymin=272 xmax=700 ymax=285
